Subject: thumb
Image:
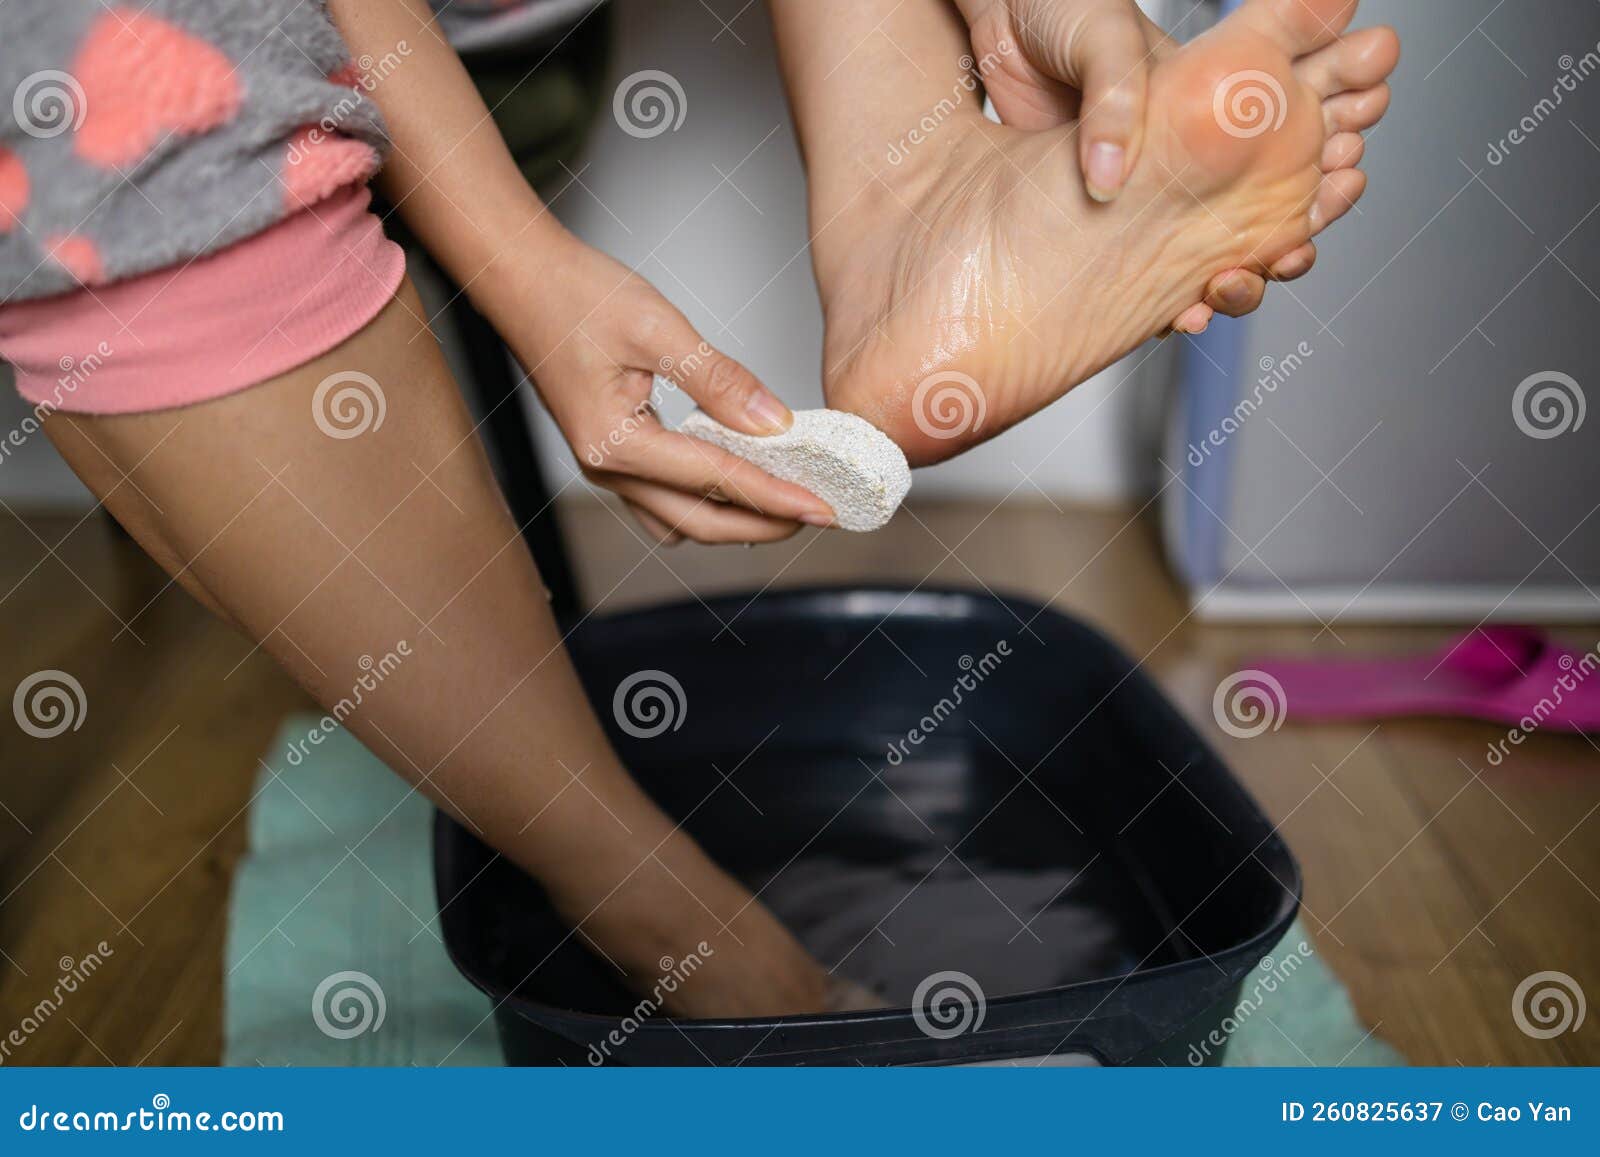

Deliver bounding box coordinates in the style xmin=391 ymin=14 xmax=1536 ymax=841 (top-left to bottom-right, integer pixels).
xmin=1020 ymin=0 xmax=1153 ymax=202
xmin=655 ymin=315 xmax=792 ymax=436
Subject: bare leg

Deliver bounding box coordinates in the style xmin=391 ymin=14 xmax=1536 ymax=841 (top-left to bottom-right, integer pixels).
xmin=44 ymin=278 xmax=827 ymax=1018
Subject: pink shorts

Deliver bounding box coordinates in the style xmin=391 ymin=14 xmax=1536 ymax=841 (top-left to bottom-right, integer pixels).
xmin=0 ymin=184 xmax=405 ymax=415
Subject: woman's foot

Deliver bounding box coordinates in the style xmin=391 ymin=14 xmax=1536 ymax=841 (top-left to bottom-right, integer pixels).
xmin=814 ymin=0 xmax=1398 ymax=464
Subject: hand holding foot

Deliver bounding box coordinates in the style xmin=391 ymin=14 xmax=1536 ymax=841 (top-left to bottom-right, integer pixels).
xmin=954 ymin=0 xmax=1272 ymax=334
xmin=776 ymin=0 xmax=1398 ymax=464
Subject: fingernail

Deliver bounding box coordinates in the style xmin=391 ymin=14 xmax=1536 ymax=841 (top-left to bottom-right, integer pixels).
xmin=746 ymin=392 xmax=792 ymax=435
xmin=1086 ymin=142 xmax=1126 ymax=203
xmin=800 ymin=512 xmax=834 ymax=528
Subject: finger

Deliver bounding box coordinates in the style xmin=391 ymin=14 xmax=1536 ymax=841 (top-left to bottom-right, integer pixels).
xmin=1294 ymin=26 xmax=1401 ymax=98
xmin=1323 ymin=83 xmax=1391 ymax=135
xmin=1321 ymin=131 xmax=1365 ymax=172
xmin=1268 ymin=243 xmax=1317 ymax=281
xmin=635 ymin=429 xmax=835 ymax=525
xmin=1062 ymin=4 xmax=1156 ymax=202
xmin=1204 ymin=269 xmax=1268 ymax=318
xmin=1308 ymin=168 xmax=1366 ymax=236
xmin=650 ymin=313 xmax=792 ymax=436
xmin=1170 ymin=302 xmax=1213 ymax=334
xmin=974 ymin=6 xmax=1171 ymax=132
xmin=613 ymin=478 xmax=803 ymax=546
xmin=624 ymin=500 xmax=683 ymax=547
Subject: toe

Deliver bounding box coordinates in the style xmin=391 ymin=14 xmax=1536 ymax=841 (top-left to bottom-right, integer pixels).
xmin=1294 ymin=25 xmax=1401 ymax=97
xmin=1321 ymin=131 xmax=1365 ymax=171
xmin=1241 ymin=0 xmax=1359 ymax=56
xmin=1323 ymin=83 xmax=1391 ymax=134
xmin=1269 ymin=243 xmax=1317 ymax=280
xmin=1206 ymin=269 xmax=1268 ymax=318
xmin=1308 ymin=168 xmax=1367 ymax=235
xmin=1171 ymin=303 xmax=1214 ymax=334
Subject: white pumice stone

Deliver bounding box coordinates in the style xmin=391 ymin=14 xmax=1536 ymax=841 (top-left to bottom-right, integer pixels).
xmin=679 ymin=407 xmax=912 ymax=532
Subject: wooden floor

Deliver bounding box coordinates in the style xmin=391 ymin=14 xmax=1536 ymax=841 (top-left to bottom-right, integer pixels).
xmin=1 ymin=499 xmax=1596 ymax=1065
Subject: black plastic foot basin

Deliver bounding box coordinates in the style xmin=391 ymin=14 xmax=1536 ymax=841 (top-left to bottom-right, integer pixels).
xmin=434 ymin=587 xmax=1299 ymax=1066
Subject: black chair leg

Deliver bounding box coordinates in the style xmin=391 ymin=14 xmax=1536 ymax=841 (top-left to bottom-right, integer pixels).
xmin=449 ymin=294 xmax=583 ymax=624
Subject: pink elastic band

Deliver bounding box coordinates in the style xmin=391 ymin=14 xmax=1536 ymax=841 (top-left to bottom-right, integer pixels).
xmin=0 ymin=183 xmax=405 ymax=415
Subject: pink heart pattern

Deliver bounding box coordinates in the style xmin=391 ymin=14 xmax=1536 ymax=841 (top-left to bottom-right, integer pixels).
xmin=72 ymin=8 xmax=242 ymax=169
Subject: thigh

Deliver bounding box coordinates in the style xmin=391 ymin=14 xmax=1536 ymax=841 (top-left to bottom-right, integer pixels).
xmin=42 ymin=276 xmax=508 ymax=626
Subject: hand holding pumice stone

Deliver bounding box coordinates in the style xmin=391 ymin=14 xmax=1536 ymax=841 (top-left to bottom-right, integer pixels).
xmin=679 ymin=408 xmax=911 ymax=532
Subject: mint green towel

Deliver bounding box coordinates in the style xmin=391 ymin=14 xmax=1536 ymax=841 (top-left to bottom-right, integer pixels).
xmin=225 ymin=714 xmax=1402 ymax=1067
xmin=223 ymin=717 xmax=500 ymax=1066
